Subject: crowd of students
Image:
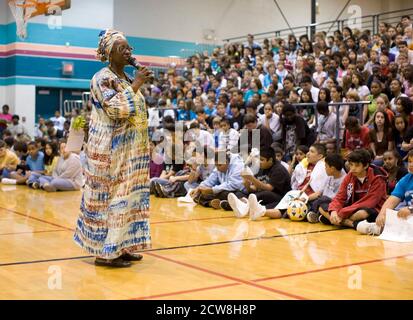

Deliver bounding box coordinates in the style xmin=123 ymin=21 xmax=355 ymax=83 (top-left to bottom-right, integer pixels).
xmin=1 ymin=15 xmax=413 ymax=235
xmin=0 ymin=108 xmax=83 ymax=192
xmin=147 ymin=15 xmax=413 ymax=236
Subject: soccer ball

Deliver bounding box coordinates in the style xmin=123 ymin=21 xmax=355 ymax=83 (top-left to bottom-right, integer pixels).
xmin=287 ymin=199 xmax=308 ymax=221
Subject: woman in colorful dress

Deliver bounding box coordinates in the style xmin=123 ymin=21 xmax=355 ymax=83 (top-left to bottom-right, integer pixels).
xmin=74 ymin=29 xmax=153 ymax=268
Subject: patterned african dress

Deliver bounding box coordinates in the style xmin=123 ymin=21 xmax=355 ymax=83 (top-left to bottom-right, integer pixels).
xmin=74 ymin=67 xmax=151 ymax=259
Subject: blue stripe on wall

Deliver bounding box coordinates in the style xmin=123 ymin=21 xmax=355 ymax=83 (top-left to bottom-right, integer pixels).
xmin=0 ymin=22 xmax=215 ymax=88
xmin=0 ymin=55 xmax=136 ymax=82
xmin=0 ymin=24 xmax=6 ymax=45
xmin=0 ymin=77 xmax=90 ymax=89
xmin=2 ymin=56 xmax=101 ymax=79
xmin=1 ymin=22 xmax=215 ymax=57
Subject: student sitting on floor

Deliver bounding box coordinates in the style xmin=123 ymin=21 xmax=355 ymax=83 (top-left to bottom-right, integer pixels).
xmin=3 ymin=141 xmax=44 ymax=185
xmin=288 ymin=145 xmax=309 ymax=174
xmin=190 ymin=150 xmax=246 ymax=210
xmin=149 ymin=140 xmax=164 ymax=179
xmin=324 ymin=149 xmax=388 ymax=229
xmin=357 ymin=149 xmax=413 ymax=235
xmin=26 ymin=141 xmax=83 ymax=192
xmin=150 ymin=123 xmax=185 ymax=195
xmin=247 ymin=143 xmax=329 ymax=220
xmin=42 ymin=142 xmax=59 ymax=177
xmin=306 ymin=154 xmax=346 ymax=223
xmin=272 ymin=146 xmax=290 ymax=171
xmin=227 ymin=148 xmax=291 ymax=219
xmin=184 ymin=146 xmax=215 ymax=192
xmin=0 ymin=140 xmax=20 ymax=177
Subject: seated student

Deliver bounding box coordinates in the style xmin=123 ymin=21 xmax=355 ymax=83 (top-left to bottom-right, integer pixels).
xmin=259 ymin=102 xmax=281 ymax=142
xmin=357 ymin=149 xmax=413 ymax=235
xmin=190 ymin=150 xmax=246 ymax=210
xmin=150 ymin=124 xmax=185 ymax=195
xmin=27 ymin=141 xmax=83 ymax=192
xmin=149 ymin=140 xmax=164 ymax=179
xmin=306 ymin=154 xmax=346 ymax=223
xmin=9 ymin=115 xmax=30 ymax=140
xmin=288 ymin=145 xmax=309 ymax=174
xmin=46 ymin=120 xmax=64 ymax=140
xmin=324 ymin=149 xmax=388 ymax=229
xmin=291 ymin=143 xmax=329 ymax=192
xmin=153 ymin=158 xmax=191 ymax=198
xmin=272 ymin=146 xmax=290 ymax=171
xmin=43 ymin=142 xmax=59 ymax=176
xmin=215 ymin=101 xmax=228 ymax=120
xmin=187 ymin=121 xmax=214 ymax=147
xmin=315 ymin=101 xmax=337 ymax=144
xmin=4 ymin=137 xmax=15 ymax=150
xmin=342 ymin=116 xmax=370 ymax=158
xmin=249 ymin=143 xmax=329 ymax=220
xmin=382 ymin=150 xmax=408 ymax=194
xmin=241 ymin=114 xmax=274 ymax=155
xmin=184 ymin=146 xmax=215 ymax=191
xmin=229 ymin=102 xmax=244 ymax=131
xmin=212 ymin=116 xmax=222 ymax=148
xmin=195 ymin=107 xmax=212 ymax=131
xmin=12 ymin=141 xmax=28 ymax=164
xmin=0 ymin=140 xmax=20 ymax=176
xmin=177 ymin=99 xmax=197 ymax=122
xmin=218 ymin=118 xmax=239 ymax=152
xmin=227 ymin=148 xmax=291 ymax=219
xmin=325 ymin=141 xmax=337 ymax=156
xmin=204 ymin=97 xmax=217 ymax=118
xmin=4 ymin=141 xmax=45 ymax=185
xmin=368 ymin=110 xmax=394 ymax=166
xmin=245 ymin=101 xmax=262 ymax=126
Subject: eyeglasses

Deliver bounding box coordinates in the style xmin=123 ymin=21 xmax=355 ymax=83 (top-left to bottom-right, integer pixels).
xmin=116 ymin=45 xmax=134 ymax=53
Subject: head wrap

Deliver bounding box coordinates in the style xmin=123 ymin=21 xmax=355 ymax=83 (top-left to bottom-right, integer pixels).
xmin=96 ymin=29 xmax=127 ymax=63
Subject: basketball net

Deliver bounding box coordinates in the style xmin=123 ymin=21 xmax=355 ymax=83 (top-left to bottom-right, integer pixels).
xmin=8 ymin=0 xmax=38 ymax=39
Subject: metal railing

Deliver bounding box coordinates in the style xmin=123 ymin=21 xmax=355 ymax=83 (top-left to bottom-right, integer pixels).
xmin=292 ymin=101 xmax=371 ymax=152
xmin=63 ymin=100 xmax=83 ymax=116
xmin=223 ymin=7 xmax=413 ymax=43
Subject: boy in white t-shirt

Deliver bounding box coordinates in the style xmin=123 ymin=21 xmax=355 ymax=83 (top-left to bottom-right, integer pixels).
xmin=218 ymin=118 xmax=239 ymax=151
xmin=50 ymin=110 xmax=66 ymax=131
xmin=306 ymin=154 xmax=346 ymax=223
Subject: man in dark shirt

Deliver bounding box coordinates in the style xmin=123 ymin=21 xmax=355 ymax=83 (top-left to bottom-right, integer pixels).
xmin=280 ymin=103 xmax=314 ymax=160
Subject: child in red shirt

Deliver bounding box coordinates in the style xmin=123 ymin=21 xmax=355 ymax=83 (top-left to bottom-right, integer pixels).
xmin=324 ymin=149 xmax=388 ymax=229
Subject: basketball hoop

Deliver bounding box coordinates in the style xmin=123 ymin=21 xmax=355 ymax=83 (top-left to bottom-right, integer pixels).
xmin=8 ymin=0 xmax=37 ymax=39
xmin=8 ymin=0 xmax=71 ymax=40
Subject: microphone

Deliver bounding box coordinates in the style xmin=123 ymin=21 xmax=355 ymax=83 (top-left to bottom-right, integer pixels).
xmin=128 ymin=57 xmax=154 ymax=83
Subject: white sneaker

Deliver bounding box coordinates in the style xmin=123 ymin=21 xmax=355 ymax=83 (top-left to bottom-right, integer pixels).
xmin=248 ymin=193 xmax=266 ymax=221
xmin=1 ymin=178 xmax=16 ymax=185
xmin=356 ymin=220 xmax=382 ymax=236
xmin=227 ymin=193 xmax=249 ymax=218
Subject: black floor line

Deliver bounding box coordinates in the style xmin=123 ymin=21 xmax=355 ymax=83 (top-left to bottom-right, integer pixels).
xmin=0 ymin=228 xmax=341 ymax=267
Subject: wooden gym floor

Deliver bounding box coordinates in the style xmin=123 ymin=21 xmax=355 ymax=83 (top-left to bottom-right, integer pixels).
xmin=0 ymin=185 xmax=413 ymax=300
